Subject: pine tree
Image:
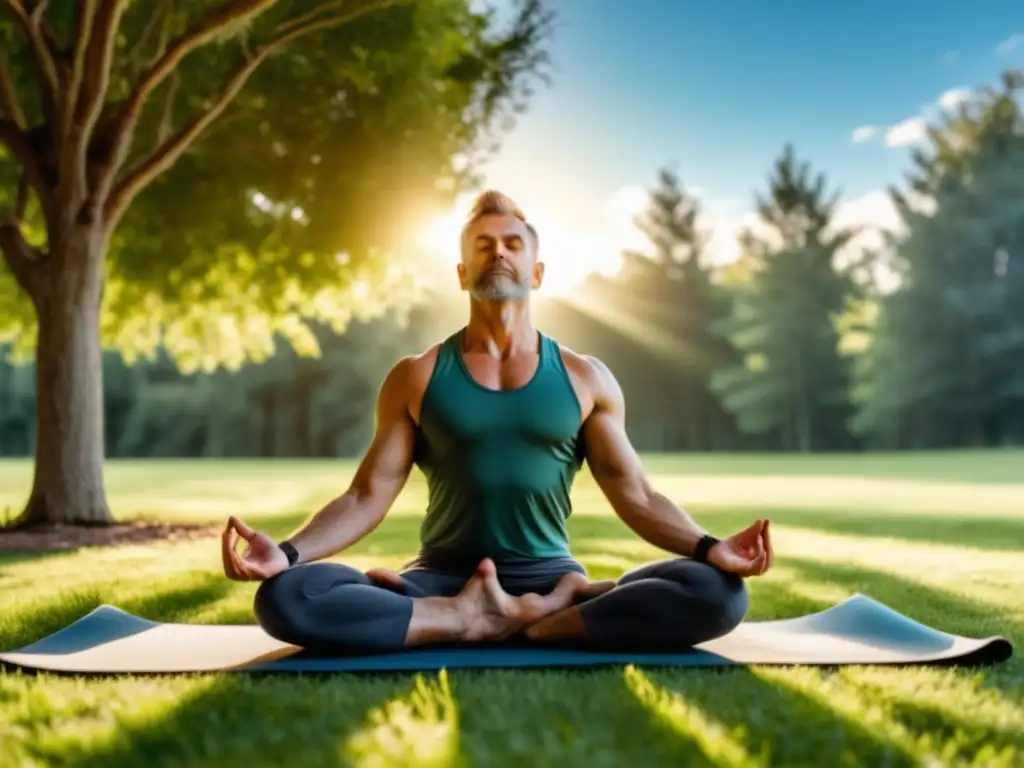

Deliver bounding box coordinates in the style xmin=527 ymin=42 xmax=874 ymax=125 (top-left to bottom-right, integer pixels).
xmin=584 ymin=168 xmax=738 ymax=449
xmin=851 ymin=71 xmax=1024 ymax=447
xmin=710 ymin=145 xmax=859 ymax=451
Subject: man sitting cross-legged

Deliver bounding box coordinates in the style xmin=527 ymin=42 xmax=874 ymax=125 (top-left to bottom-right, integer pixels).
xmin=221 ymin=190 xmax=774 ymax=654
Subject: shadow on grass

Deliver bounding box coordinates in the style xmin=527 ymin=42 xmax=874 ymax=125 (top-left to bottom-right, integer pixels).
xmin=628 ymin=664 xmax=917 ymax=767
xmin=568 ymin=507 xmax=1024 ymax=556
xmin=754 ymin=508 xmax=1024 ymax=552
xmin=582 ymin=578 xmax=923 ymax=765
xmin=249 ymin=509 xmax=419 ymax=558
xmin=772 ymin=555 xmax=1023 ymax=760
xmin=0 ymin=549 xmax=70 ymax=570
xmin=885 ymin=693 xmax=1024 ymax=761
xmin=438 ymin=627 xmax=917 ymax=768
xmin=453 ymin=666 xmax=760 ymax=765
xmin=626 ymin=563 xmax=1022 ymax=766
xmin=20 ymin=674 xmax=425 ymax=768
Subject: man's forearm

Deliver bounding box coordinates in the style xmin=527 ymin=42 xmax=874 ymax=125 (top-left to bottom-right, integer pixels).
xmin=616 ymin=490 xmax=710 ymax=557
xmin=280 ymin=492 xmax=385 ymax=565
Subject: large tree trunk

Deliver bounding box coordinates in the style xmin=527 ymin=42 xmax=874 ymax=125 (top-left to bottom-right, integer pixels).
xmin=17 ymin=226 xmax=112 ymax=527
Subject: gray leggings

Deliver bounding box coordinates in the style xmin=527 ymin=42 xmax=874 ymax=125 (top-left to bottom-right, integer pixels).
xmin=253 ymin=556 xmax=748 ymax=654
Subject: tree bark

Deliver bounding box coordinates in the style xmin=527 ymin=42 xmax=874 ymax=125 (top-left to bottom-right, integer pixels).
xmin=15 ymin=225 xmax=112 ymax=527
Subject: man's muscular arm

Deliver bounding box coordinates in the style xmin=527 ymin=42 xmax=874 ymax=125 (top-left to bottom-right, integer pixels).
xmin=581 ymin=357 xmax=710 ymax=558
xmin=278 ymin=357 xmax=418 ymax=565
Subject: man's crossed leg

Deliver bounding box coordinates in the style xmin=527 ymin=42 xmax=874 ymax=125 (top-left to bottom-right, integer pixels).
xmin=252 ymin=555 xmax=747 ymax=654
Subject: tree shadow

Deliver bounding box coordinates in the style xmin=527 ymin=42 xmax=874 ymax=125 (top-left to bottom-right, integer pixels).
xmin=1 ymin=573 xmax=435 ymax=767
xmin=745 ymin=508 xmax=1024 ymax=552
xmin=451 ymin=666 xmax=739 ymax=766
xmin=0 ymin=549 xmax=69 ymax=570
xmin=773 ymin=556 xmax=1023 ymax=758
xmin=875 ymin=688 xmax=1024 ymax=760
xmin=630 ymin=664 xmax=918 ymax=767
xmin=16 ymin=673 xmax=427 ymax=768
xmin=567 ymin=506 xmax=1024 ymax=559
xmin=436 ymin=640 xmax=916 ymax=768
xmin=622 ymin=567 xmax=1020 ymax=766
xmin=250 ymin=510 xmax=424 ymax=560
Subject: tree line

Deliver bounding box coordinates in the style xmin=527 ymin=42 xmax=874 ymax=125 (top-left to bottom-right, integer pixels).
xmin=589 ymin=73 xmax=1023 ymax=452
xmin=2 ymin=72 xmax=1022 ymax=458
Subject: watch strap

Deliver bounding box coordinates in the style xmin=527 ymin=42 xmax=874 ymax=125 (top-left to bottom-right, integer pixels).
xmin=279 ymin=541 xmax=299 ymax=567
xmin=693 ymin=534 xmax=720 ymax=563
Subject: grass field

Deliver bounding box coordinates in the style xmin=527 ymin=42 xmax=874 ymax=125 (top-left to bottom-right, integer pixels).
xmin=1 ymin=450 xmax=1022 ymax=767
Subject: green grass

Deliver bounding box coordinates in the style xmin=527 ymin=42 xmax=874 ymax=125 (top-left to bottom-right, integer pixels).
xmin=1 ymin=450 xmax=1022 ymax=767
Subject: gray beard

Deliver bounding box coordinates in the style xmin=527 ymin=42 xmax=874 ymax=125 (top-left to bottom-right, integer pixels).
xmin=469 ymin=274 xmax=531 ymax=301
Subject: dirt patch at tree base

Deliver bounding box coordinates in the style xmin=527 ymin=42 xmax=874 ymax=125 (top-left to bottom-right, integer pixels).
xmin=0 ymin=520 xmax=222 ymax=551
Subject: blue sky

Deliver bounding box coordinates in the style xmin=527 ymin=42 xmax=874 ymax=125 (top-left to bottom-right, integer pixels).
xmin=447 ymin=0 xmax=1024 ymax=287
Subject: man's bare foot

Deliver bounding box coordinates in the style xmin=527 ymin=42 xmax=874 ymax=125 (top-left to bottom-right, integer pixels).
xmin=454 ymin=559 xmax=615 ymax=642
xmin=402 ymin=561 xmax=616 ymax=646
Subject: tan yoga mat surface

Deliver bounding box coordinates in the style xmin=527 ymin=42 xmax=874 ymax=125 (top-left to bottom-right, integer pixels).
xmin=0 ymin=594 xmax=1012 ymax=674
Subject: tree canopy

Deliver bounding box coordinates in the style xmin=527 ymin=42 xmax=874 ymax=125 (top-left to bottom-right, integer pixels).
xmin=0 ymin=0 xmax=554 ymax=369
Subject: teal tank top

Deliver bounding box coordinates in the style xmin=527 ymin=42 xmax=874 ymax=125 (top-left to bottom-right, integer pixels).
xmin=412 ymin=329 xmax=584 ymax=566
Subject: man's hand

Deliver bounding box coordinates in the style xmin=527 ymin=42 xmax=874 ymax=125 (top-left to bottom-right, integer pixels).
xmin=706 ymin=519 xmax=774 ymax=578
xmin=222 ymin=516 xmax=290 ymax=581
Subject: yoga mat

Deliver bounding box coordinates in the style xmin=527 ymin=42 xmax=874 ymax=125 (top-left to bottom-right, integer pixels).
xmin=0 ymin=594 xmax=1011 ymax=675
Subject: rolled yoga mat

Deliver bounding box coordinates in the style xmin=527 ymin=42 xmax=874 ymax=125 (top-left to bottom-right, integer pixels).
xmin=0 ymin=593 xmax=1012 ymax=675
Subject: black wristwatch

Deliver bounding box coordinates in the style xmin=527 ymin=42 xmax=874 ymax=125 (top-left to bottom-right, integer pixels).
xmin=693 ymin=534 xmax=720 ymax=563
xmin=279 ymin=541 xmax=300 ymax=567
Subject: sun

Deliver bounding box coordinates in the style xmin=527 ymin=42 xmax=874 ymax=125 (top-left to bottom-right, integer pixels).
xmin=417 ymin=197 xmax=627 ymax=297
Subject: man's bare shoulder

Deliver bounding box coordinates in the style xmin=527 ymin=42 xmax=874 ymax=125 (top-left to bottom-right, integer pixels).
xmin=556 ymin=344 xmax=622 ymax=404
xmin=385 ymin=344 xmax=441 ymax=392
xmin=377 ymin=345 xmax=443 ymax=422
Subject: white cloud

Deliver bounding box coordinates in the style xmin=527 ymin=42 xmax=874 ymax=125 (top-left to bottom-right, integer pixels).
xmin=860 ymin=85 xmax=976 ymax=151
xmin=700 ymin=209 xmax=763 ymax=266
xmin=996 ymin=33 xmax=1023 ymax=56
xmin=830 ymin=189 xmax=901 ymax=256
xmin=692 ymin=189 xmax=915 ymax=292
xmin=600 ymin=187 xmax=907 ymax=275
xmin=851 ymin=125 xmax=877 ymax=143
xmin=585 ymin=182 xmax=944 ymax=290
xmin=885 ymin=117 xmax=928 ymax=147
xmin=937 ymin=87 xmax=971 ymax=111
xmin=831 ymin=189 xmax=901 ymax=233
xmin=831 ymin=190 xmax=905 ymax=291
